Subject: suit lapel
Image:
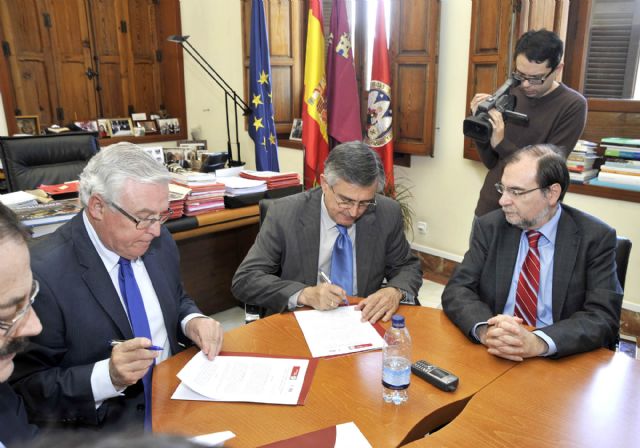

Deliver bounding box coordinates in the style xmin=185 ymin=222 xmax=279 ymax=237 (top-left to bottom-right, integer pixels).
xmin=552 ymin=208 xmax=579 ymax=321
xmin=299 ymin=190 xmax=322 ymax=285
xmin=72 ymin=215 xmax=133 ymax=339
xmin=355 ymin=210 xmax=377 ymax=296
xmin=495 ymin=222 xmax=521 ymax=312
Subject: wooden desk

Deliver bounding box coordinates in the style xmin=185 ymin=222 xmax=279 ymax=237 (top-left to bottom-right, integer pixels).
xmin=411 ymin=349 xmax=640 ymax=448
xmin=171 ymin=206 xmax=260 ymax=315
xmin=153 ymin=307 xmax=515 ymax=447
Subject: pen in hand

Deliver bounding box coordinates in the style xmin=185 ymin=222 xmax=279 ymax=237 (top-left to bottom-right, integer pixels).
xmin=318 ymin=270 xmax=348 ymax=305
xmin=109 ymin=340 xmax=164 ymax=351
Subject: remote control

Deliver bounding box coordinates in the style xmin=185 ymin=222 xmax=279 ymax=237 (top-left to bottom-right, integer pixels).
xmin=411 ymin=360 xmax=459 ymax=392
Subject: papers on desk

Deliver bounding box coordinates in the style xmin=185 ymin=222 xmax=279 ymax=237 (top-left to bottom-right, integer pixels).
xmin=189 ymin=430 xmax=236 ymax=447
xmin=173 ymin=351 xmax=317 ymax=405
xmin=258 ymin=422 xmax=371 ymax=448
xmin=217 ymin=176 xmax=267 ymax=196
xmin=294 ymin=306 xmax=385 ymax=358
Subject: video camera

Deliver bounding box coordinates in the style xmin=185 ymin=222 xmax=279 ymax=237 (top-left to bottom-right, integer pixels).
xmin=463 ymin=77 xmax=529 ymax=143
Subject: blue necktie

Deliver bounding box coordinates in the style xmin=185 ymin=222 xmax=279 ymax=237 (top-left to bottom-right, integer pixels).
xmin=330 ymin=225 xmax=353 ymax=296
xmin=118 ymin=257 xmax=153 ymax=431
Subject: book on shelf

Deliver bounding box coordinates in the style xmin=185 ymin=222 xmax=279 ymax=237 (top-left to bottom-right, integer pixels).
xmin=597 ymin=171 xmax=640 ymax=186
xmin=599 ymin=165 xmax=640 ymax=176
xmin=603 ymin=148 xmax=640 ymax=160
xmin=587 ymin=177 xmax=640 ymax=192
xmin=37 ymin=181 xmax=80 ymax=197
xmin=601 ymin=137 xmax=640 ymax=147
xmin=16 ymin=199 xmax=82 ymax=227
xmin=573 ymin=139 xmax=598 ymax=153
xmin=569 ymin=169 xmax=598 ymax=183
xmin=603 ymin=159 xmax=640 ymax=169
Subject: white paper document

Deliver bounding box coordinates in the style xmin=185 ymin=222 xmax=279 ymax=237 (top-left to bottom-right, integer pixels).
xmin=335 ymin=422 xmax=373 ymax=448
xmin=189 ymin=430 xmax=236 ymax=447
xmin=174 ymin=351 xmax=310 ymax=405
xmin=294 ymin=306 xmax=385 ymax=358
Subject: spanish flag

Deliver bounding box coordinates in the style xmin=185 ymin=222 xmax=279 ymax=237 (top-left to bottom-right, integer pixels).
xmin=302 ymin=0 xmax=329 ymax=189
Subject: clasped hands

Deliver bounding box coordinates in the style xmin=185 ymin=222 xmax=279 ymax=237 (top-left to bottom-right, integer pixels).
xmin=109 ymin=317 xmax=223 ymax=389
xmin=477 ymin=314 xmax=548 ymax=362
xmin=298 ymin=284 xmax=401 ymax=324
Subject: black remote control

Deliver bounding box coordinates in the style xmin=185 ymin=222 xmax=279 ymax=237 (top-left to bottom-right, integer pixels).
xmin=411 ymin=360 xmax=459 ymax=392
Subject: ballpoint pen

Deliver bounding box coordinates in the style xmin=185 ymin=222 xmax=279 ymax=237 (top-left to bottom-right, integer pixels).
xmin=318 ymin=270 xmax=348 ymax=305
xmin=109 ymin=340 xmax=164 ymax=351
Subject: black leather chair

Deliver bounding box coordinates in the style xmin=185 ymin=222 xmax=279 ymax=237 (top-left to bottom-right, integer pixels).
xmin=0 ymin=132 xmax=99 ymax=192
xmin=615 ymin=236 xmax=632 ymax=290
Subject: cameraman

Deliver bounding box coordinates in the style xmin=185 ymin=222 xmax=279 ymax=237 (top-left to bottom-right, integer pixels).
xmin=470 ymin=29 xmax=586 ymax=217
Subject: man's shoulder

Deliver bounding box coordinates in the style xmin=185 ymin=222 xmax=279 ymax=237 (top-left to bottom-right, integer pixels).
xmin=269 ymin=188 xmax=320 ymax=214
xmin=29 ymin=215 xmax=78 ymax=263
xmin=560 ymin=204 xmax=614 ymax=234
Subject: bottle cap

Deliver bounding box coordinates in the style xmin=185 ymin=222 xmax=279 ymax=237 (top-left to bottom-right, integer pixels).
xmin=391 ymin=314 xmax=405 ymax=328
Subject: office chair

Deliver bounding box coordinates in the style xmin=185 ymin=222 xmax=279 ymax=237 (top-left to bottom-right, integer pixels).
xmin=615 ymin=236 xmax=631 ymax=290
xmin=0 ymin=133 xmax=99 ymax=192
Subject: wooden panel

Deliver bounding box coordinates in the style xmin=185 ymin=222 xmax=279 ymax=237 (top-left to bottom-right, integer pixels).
xmin=526 ymin=0 xmax=557 ymax=30
xmin=271 ymin=65 xmax=293 ymax=124
xmin=268 ymin=0 xmax=292 ymax=57
xmin=390 ymin=0 xmax=440 ymax=156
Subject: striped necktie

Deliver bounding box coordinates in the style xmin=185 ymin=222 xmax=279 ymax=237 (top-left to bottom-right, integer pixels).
xmin=514 ymin=230 xmax=541 ymax=327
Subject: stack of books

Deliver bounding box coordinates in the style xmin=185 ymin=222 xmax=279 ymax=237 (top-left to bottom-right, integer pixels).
xmin=168 ymin=184 xmax=190 ymax=219
xmin=568 ymin=140 xmax=599 ymax=183
xmin=15 ymin=198 xmax=82 ymax=238
xmin=171 ymin=172 xmax=226 ymax=216
xmin=589 ymin=137 xmax=640 ymax=192
xmin=240 ymin=170 xmax=301 ymax=190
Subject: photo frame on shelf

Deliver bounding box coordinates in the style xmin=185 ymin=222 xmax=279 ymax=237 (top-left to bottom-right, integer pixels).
xmin=163 ymin=147 xmax=196 ymax=170
xmin=108 ymin=118 xmax=133 ymax=137
xmin=135 ymin=120 xmax=158 ymax=135
xmin=97 ymin=119 xmax=110 ymax=138
xmin=74 ymin=120 xmax=99 ymax=133
xmin=15 ymin=115 xmax=40 ymax=135
xmin=177 ymin=140 xmax=208 ymax=171
xmin=157 ymin=118 xmax=181 ymax=135
xmin=289 ymin=118 xmax=302 ymax=141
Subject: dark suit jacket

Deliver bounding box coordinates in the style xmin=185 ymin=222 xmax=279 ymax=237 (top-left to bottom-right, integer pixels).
xmin=442 ymin=204 xmax=623 ymax=358
xmin=10 ymin=213 xmax=200 ymax=429
xmin=0 ymin=383 xmax=38 ymax=446
xmin=232 ymin=188 xmax=422 ymax=314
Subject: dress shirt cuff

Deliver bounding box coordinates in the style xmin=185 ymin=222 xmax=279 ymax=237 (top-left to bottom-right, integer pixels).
xmin=288 ymin=289 xmax=304 ymax=311
xmin=91 ymin=359 xmax=125 ymax=409
xmin=532 ymin=330 xmax=557 ymax=356
xmin=181 ymin=313 xmax=209 ymax=335
xmin=471 ymin=322 xmax=489 ymax=343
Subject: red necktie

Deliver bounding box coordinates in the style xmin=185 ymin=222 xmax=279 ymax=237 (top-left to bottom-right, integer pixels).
xmin=514 ymin=230 xmax=541 ymax=327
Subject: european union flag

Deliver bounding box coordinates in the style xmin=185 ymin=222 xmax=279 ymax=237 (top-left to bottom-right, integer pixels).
xmin=249 ymin=0 xmax=279 ymax=171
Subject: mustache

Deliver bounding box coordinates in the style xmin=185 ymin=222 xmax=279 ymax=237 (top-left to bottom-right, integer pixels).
xmin=0 ymin=337 xmax=29 ymax=357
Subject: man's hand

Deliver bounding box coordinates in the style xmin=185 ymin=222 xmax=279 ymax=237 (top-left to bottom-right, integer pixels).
xmin=298 ymin=284 xmax=346 ymax=311
xmin=486 ymin=109 xmax=505 ymax=148
xmin=470 ymin=93 xmax=491 ymax=115
xmin=355 ymin=287 xmax=402 ymax=324
xmin=109 ymin=337 xmax=159 ymax=389
xmin=479 ymin=314 xmax=548 ymax=361
xmin=185 ymin=317 xmax=224 ymax=361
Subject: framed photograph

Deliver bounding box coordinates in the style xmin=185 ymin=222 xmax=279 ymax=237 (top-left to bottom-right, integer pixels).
xmin=108 ymin=118 xmax=133 ymax=137
xmin=16 ymin=115 xmax=40 ymax=135
xmin=74 ymin=120 xmax=98 ymax=133
xmin=289 ymin=118 xmax=303 ymax=141
xmin=163 ymin=147 xmax=193 ymax=170
xmin=135 ymin=120 xmax=158 ymax=135
xmin=97 ymin=119 xmax=110 ymax=138
xmin=157 ymin=118 xmax=181 ymax=135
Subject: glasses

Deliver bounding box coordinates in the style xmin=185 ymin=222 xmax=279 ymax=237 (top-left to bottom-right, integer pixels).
xmin=512 ymin=69 xmax=554 ymax=85
xmin=110 ymin=202 xmax=173 ymax=229
xmin=495 ymin=182 xmax=547 ymax=198
xmin=329 ymin=186 xmax=377 ymax=210
xmin=0 ymin=280 xmax=38 ymax=336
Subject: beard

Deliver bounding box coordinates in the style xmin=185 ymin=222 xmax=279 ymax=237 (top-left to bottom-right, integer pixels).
xmin=504 ymin=204 xmax=552 ymax=230
xmin=0 ymin=337 xmax=29 ymax=357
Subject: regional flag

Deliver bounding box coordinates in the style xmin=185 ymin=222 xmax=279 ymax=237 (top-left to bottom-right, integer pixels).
xmin=249 ymin=0 xmax=279 ymax=171
xmin=365 ymin=0 xmax=394 ymax=189
xmin=302 ymin=0 xmax=329 ymax=188
xmin=327 ymin=0 xmax=362 ymax=146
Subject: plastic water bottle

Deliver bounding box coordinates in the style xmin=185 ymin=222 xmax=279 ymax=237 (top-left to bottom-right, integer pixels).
xmin=382 ymin=314 xmax=412 ymax=405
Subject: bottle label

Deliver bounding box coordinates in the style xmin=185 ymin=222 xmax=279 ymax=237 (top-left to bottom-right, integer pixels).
xmin=382 ymin=357 xmax=410 ymax=390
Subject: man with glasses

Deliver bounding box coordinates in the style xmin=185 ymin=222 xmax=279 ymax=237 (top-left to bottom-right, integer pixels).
xmin=11 ymin=143 xmax=223 ymax=431
xmin=443 ymin=144 xmax=622 ymax=359
xmin=0 ymin=203 xmax=42 ymax=446
xmin=470 ymin=29 xmax=587 ymax=217
xmin=232 ymin=141 xmax=422 ymax=324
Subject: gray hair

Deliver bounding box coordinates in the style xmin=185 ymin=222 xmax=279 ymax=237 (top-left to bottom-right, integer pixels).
xmin=79 ymin=142 xmax=171 ymax=207
xmin=323 ymin=141 xmax=386 ymax=192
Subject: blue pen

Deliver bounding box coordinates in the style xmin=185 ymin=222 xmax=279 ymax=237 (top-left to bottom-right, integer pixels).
xmin=109 ymin=339 xmax=163 ymax=351
xmin=318 ymin=270 xmax=349 ymax=305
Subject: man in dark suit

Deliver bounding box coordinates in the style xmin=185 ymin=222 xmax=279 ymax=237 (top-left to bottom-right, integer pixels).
xmin=232 ymin=141 xmax=422 ymax=324
xmin=0 ymin=203 xmax=41 ymax=446
xmin=443 ymin=144 xmax=622 ymax=360
xmin=11 ymin=143 xmax=223 ymax=431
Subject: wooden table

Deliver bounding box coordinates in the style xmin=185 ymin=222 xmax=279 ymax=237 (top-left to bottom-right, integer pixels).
xmin=410 ymin=349 xmax=640 ymax=448
xmin=153 ymin=306 xmax=515 ymax=447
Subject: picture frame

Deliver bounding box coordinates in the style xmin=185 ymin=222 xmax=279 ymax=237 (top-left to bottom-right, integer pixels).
xmin=74 ymin=120 xmax=99 ymax=133
xmin=177 ymin=140 xmax=208 ymax=171
xmin=16 ymin=115 xmax=40 ymax=136
xmin=163 ymin=147 xmax=193 ymax=170
xmin=97 ymin=119 xmax=110 ymax=138
xmin=135 ymin=120 xmax=158 ymax=135
xmin=157 ymin=118 xmax=181 ymax=135
xmin=289 ymin=118 xmax=303 ymax=141
xmin=108 ymin=117 xmax=133 ymax=137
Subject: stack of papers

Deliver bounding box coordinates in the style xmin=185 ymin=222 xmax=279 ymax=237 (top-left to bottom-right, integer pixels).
xmin=240 ymin=170 xmax=301 ymax=190
xmin=171 ymin=172 xmax=226 ymax=216
xmin=0 ymin=191 xmax=39 ymax=209
xmin=217 ymin=176 xmax=267 ymax=196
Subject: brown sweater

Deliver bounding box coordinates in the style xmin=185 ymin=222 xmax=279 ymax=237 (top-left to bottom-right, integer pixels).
xmin=474 ymin=83 xmax=587 ymax=216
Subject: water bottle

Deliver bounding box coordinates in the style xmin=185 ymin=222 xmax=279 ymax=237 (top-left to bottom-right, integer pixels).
xmin=382 ymin=314 xmax=412 ymax=405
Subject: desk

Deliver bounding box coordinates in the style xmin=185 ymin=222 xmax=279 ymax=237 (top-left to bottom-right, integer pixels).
xmin=411 ymin=349 xmax=639 ymax=448
xmin=153 ymin=306 xmax=515 ymax=446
